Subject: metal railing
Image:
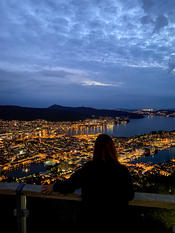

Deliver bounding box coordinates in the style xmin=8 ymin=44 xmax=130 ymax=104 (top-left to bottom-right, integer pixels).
xmin=0 ymin=182 xmax=175 ymax=233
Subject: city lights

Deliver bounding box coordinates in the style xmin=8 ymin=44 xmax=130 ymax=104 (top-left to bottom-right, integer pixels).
xmin=0 ymin=119 xmax=175 ymax=194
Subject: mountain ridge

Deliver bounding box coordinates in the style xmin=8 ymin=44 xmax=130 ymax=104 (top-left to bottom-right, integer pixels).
xmin=0 ymin=104 xmax=143 ymax=121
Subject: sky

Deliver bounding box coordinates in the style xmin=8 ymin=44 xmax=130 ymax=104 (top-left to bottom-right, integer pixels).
xmin=1 ymin=0 xmax=175 ymax=109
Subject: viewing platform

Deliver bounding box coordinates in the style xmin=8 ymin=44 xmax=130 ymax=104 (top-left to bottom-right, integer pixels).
xmin=0 ymin=182 xmax=175 ymax=233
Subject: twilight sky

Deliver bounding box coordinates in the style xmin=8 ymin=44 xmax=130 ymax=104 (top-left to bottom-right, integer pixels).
xmin=1 ymin=0 xmax=175 ymax=109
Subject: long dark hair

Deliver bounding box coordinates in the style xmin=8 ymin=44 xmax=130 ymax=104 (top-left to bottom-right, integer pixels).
xmin=93 ymin=134 xmax=119 ymax=163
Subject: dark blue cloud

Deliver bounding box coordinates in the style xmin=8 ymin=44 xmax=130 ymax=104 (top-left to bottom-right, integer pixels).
xmin=153 ymin=15 xmax=168 ymax=33
xmin=0 ymin=0 xmax=175 ymax=108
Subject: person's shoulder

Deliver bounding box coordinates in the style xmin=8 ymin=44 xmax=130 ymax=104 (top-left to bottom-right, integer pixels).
xmin=82 ymin=160 xmax=106 ymax=171
xmin=71 ymin=160 xmax=93 ymax=177
xmin=76 ymin=160 xmax=95 ymax=177
xmin=84 ymin=160 xmax=93 ymax=165
xmin=115 ymin=163 xmax=129 ymax=174
xmin=81 ymin=160 xmax=94 ymax=170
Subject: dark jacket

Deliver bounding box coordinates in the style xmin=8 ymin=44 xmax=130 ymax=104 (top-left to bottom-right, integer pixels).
xmin=53 ymin=160 xmax=134 ymax=230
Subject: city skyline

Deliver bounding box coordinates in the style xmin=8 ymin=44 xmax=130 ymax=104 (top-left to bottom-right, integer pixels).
xmin=1 ymin=0 xmax=175 ymax=109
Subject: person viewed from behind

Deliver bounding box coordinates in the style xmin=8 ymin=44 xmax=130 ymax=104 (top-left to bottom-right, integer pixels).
xmin=42 ymin=134 xmax=134 ymax=231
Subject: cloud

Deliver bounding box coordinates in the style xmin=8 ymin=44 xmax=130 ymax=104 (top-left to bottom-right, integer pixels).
xmin=153 ymin=15 xmax=168 ymax=33
xmin=1 ymin=0 xmax=175 ymax=108
xmin=81 ymin=80 xmax=123 ymax=87
xmin=0 ymin=0 xmax=173 ymax=70
xmin=168 ymin=54 xmax=175 ymax=73
xmin=140 ymin=14 xmax=168 ymax=34
xmin=141 ymin=0 xmax=154 ymax=12
xmin=140 ymin=15 xmax=153 ymax=25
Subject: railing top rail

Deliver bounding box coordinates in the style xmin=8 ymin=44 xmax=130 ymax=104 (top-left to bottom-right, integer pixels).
xmin=0 ymin=182 xmax=175 ymax=209
xmin=0 ymin=182 xmax=82 ymax=201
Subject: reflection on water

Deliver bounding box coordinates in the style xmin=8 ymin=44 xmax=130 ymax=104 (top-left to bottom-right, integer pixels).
xmin=22 ymin=167 xmax=29 ymax=173
xmin=7 ymin=163 xmax=47 ymax=178
xmin=113 ymin=116 xmax=175 ymax=137
xmin=67 ymin=124 xmax=111 ymax=136
xmin=67 ymin=116 xmax=175 ymax=138
xmin=66 ymin=122 xmax=124 ymax=137
xmin=132 ymin=147 xmax=175 ymax=164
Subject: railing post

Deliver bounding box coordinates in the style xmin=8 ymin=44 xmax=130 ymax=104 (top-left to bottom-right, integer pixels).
xmin=20 ymin=194 xmax=27 ymax=233
xmin=14 ymin=183 xmax=29 ymax=233
xmin=172 ymin=225 xmax=175 ymax=233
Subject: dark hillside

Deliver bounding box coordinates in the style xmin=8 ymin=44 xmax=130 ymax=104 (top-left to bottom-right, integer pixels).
xmin=0 ymin=105 xmax=143 ymax=121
